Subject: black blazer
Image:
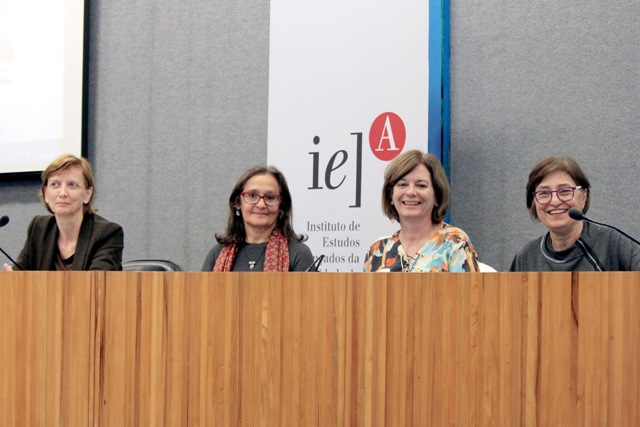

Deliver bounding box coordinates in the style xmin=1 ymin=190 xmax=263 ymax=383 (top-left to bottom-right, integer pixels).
xmin=15 ymin=213 xmax=124 ymax=271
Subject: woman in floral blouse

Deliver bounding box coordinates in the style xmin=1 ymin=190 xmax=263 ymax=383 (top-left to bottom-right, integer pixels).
xmin=363 ymin=150 xmax=478 ymax=272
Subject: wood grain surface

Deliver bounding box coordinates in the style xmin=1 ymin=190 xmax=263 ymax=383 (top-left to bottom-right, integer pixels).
xmin=0 ymin=271 xmax=638 ymax=426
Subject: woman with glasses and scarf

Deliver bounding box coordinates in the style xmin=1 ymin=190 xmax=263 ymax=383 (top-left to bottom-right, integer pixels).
xmin=201 ymin=165 xmax=315 ymax=272
xmin=510 ymin=156 xmax=640 ymax=271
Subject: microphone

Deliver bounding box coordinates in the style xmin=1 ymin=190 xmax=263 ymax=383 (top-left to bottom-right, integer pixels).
xmin=0 ymin=216 xmax=23 ymax=270
xmin=568 ymin=208 xmax=640 ymax=247
xmin=305 ymin=254 xmax=325 ymax=272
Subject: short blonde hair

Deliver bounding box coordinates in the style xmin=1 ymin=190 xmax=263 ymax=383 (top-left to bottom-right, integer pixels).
xmin=40 ymin=154 xmax=96 ymax=215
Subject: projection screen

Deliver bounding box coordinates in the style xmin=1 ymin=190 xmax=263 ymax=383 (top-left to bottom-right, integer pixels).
xmin=0 ymin=0 xmax=87 ymax=176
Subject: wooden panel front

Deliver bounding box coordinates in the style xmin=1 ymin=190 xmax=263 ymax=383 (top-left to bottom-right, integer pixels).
xmin=1 ymin=272 xmax=638 ymax=425
xmin=0 ymin=272 xmax=97 ymax=426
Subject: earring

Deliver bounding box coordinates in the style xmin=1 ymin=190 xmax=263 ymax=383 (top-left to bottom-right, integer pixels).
xmin=390 ymin=201 xmax=394 ymax=206
xmin=235 ymin=210 xmax=240 ymax=217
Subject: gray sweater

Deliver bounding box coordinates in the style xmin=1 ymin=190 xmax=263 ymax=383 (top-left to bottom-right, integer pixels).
xmin=510 ymin=221 xmax=640 ymax=272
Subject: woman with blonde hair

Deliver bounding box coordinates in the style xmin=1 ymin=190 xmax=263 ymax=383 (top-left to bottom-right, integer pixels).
xmin=3 ymin=154 xmax=123 ymax=271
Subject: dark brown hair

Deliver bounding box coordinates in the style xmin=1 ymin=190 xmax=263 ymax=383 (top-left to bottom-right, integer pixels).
xmin=381 ymin=150 xmax=450 ymax=223
xmin=525 ymin=156 xmax=590 ymax=220
xmin=216 ymin=165 xmax=303 ymax=244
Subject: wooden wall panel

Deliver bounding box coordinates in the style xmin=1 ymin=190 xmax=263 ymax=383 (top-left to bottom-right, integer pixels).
xmin=187 ymin=272 xmax=241 ymax=425
xmin=1 ymin=271 xmax=639 ymax=426
xmin=576 ymin=272 xmax=640 ymax=426
xmin=99 ymin=272 xmax=191 ymax=426
xmin=0 ymin=272 xmax=96 ymax=426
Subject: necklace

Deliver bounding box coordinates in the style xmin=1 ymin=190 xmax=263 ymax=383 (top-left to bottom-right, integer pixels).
xmin=248 ymin=246 xmax=267 ymax=270
xmin=400 ymin=253 xmax=420 ymax=272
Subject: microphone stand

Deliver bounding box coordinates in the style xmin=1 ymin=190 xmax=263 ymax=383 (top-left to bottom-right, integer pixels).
xmin=0 ymin=246 xmax=23 ymax=270
xmin=570 ymin=208 xmax=640 ymax=247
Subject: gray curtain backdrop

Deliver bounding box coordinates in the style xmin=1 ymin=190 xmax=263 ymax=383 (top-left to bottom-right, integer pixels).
xmin=1 ymin=1 xmax=639 ymax=272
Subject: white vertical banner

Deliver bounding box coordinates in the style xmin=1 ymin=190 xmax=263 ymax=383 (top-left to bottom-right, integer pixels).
xmin=268 ymin=1 xmax=437 ymax=271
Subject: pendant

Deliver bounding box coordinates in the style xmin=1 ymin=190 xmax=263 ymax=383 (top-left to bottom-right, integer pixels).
xmin=248 ymin=261 xmax=256 ymax=270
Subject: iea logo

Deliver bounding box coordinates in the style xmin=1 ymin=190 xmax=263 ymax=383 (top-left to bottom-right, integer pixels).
xmin=369 ymin=112 xmax=406 ymax=161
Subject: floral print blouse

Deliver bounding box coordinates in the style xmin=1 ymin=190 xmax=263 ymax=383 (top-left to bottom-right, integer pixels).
xmin=363 ymin=223 xmax=479 ymax=272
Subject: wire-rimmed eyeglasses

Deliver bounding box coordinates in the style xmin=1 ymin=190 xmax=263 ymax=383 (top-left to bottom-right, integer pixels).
xmin=241 ymin=192 xmax=282 ymax=206
xmin=533 ymin=186 xmax=582 ymax=205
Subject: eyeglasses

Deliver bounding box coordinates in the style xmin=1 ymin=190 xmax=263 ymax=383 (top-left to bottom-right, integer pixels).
xmin=241 ymin=192 xmax=282 ymax=206
xmin=533 ymin=186 xmax=582 ymax=205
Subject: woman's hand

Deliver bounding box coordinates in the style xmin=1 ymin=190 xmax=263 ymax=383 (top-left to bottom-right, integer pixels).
xmin=2 ymin=263 xmax=14 ymax=271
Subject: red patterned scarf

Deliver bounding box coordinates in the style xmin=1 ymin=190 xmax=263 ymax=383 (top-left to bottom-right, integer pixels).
xmin=213 ymin=228 xmax=290 ymax=272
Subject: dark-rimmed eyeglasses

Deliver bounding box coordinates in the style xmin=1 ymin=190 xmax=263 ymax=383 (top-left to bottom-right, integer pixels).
xmin=241 ymin=192 xmax=282 ymax=206
xmin=533 ymin=186 xmax=582 ymax=205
